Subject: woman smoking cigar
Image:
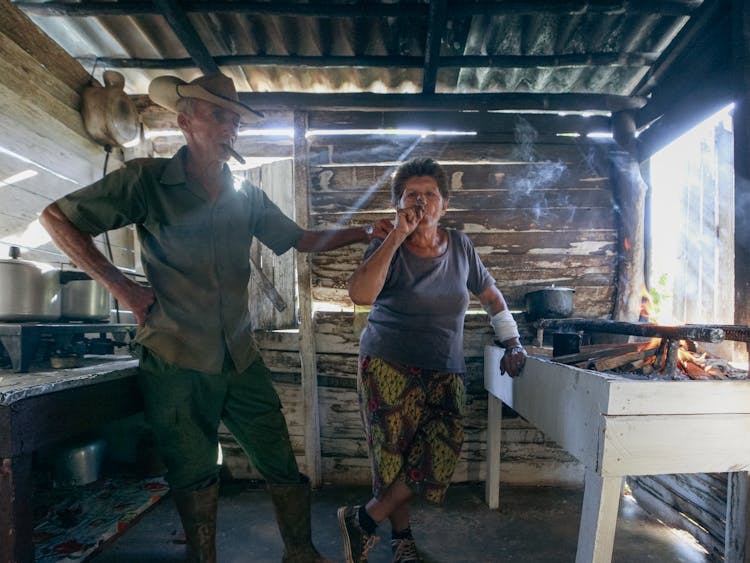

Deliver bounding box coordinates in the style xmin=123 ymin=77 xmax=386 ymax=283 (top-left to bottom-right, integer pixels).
xmin=337 ymin=157 xmax=527 ymax=563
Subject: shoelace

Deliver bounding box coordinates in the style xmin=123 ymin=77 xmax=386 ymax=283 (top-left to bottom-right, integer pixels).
xmin=391 ymin=538 xmax=419 ymax=562
xmin=361 ymin=534 xmax=379 ymax=560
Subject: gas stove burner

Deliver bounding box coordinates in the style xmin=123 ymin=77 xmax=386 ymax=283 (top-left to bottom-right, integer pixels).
xmin=0 ymin=322 xmax=137 ymax=372
xmin=49 ymin=353 xmax=83 ymax=369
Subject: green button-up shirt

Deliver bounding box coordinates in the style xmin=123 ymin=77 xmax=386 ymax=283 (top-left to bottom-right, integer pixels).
xmin=56 ymin=146 xmax=302 ymax=373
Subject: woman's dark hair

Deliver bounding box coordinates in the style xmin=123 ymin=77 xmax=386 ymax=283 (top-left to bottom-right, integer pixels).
xmin=390 ymin=158 xmax=450 ymax=205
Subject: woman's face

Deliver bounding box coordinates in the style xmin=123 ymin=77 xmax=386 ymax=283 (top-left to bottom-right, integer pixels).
xmin=398 ymin=175 xmax=448 ymax=228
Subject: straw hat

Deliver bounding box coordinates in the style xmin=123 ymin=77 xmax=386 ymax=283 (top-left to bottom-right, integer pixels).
xmin=148 ymin=73 xmax=264 ymax=123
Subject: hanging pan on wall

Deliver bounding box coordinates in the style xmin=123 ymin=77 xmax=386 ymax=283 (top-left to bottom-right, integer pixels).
xmin=81 ymin=70 xmax=140 ymax=148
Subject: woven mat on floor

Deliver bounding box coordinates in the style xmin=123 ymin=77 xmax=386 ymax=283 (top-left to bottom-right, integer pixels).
xmin=33 ymin=477 xmax=169 ymax=562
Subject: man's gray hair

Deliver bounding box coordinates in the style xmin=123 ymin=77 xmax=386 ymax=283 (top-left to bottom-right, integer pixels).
xmin=175 ymin=97 xmax=197 ymax=116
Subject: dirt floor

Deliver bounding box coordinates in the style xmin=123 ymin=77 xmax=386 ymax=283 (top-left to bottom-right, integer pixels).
xmin=89 ymin=480 xmax=711 ymax=563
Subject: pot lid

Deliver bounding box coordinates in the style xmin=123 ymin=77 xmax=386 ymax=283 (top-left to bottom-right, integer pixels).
xmin=528 ymin=286 xmax=575 ymax=293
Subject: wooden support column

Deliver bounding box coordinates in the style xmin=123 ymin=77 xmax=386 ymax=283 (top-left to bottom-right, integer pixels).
xmin=293 ymin=111 xmax=322 ymax=486
xmin=725 ymin=472 xmax=750 ymax=563
xmin=733 ymin=0 xmax=750 ymax=330
xmin=0 ymin=454 xmax=33 ymax=563
xmin=610 ymin=111 xmax=647 ymax=322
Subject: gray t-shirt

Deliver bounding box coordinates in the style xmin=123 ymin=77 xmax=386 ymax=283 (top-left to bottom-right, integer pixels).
xmin=359 ymin=229 xmax=495 ymax=372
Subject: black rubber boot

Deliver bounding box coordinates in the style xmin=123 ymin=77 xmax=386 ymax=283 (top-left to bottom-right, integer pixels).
xmin=267 ymin=474 xmax=332 ymax=563
xmin=172 ymin=482 xmax=219 ymax=563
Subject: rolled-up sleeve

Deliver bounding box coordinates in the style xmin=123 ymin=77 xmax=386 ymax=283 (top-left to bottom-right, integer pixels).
xmin=56 ymin=162 xmax=149 ymax=235
xmin=246 ymin=186 xmax=303 ymax=255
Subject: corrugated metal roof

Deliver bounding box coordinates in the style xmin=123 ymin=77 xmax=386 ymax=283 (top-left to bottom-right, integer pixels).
xmin=15 ymin=0 xmax=710 ymax=105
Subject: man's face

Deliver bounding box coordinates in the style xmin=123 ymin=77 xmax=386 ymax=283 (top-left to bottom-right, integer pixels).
xmin=179 ymin=99 xmax=241 ymax=162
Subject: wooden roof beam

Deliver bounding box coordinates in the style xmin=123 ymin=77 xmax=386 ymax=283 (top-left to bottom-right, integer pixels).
xmin=230 ymin=92 xmax=645 ymax=112
xmin=13 ymin=0 xmax=703 ymax=18
xmin=422 ymin=0 xmax=447 ymax=95
xmin=82 ymin=51 xmax=659 ymax=71
xmin=633 ymin=0 xmax=726 ymax=96
xmin=151 ymin=0 xmax=218 ymax=75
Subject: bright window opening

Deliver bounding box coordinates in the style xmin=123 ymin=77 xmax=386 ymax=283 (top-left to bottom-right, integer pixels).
xmin=646 ymin=104 xmax=735 ymax=327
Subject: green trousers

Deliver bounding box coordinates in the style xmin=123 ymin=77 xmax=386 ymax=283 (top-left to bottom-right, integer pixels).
xmin=137 ymin=346 xmax=300 ymax=492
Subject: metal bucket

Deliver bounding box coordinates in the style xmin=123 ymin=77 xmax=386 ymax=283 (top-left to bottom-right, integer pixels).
xmin=52 ymin=438 xmax=107 ymax=487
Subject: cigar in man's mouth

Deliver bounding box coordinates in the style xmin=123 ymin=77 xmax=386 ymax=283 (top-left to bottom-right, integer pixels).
xmin=223 ymin=143 xmax=246 ymax=164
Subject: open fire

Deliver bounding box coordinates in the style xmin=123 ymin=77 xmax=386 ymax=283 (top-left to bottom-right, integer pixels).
xmin=551 ymin=338 xmax=732 ymax=380
xmin=537 ymin=318 xmax=749 ymax=381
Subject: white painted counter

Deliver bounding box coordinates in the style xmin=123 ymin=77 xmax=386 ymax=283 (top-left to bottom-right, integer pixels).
xmin=484 ymin=347 xmax=750 ymax=563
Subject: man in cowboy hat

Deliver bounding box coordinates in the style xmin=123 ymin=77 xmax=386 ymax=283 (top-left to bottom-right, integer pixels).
xmin=40 ymin=72 xmax=386 ymax=563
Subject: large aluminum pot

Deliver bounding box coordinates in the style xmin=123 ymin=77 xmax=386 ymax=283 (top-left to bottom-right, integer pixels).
xmin=0 ymin=253 xmax=61 ymax=321
xmin=52 ymin=438 xmax=107 ymax=487
xmin=524 ymin=286 xmax=575 ymax=321
xmin=60 ymin=271 xmax=112 ymax=321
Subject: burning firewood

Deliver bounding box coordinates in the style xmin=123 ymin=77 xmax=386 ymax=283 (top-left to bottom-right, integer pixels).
xmin=593 ymin=347 xmax=660 ymax=371
xmin=551 ymin=335 xmax=740 ymax=380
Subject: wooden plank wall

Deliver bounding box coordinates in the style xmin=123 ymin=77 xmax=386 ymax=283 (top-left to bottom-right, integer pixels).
xmin=0 ymin=1 xmax=133 ymax=269
xmin=305 ymin=133 xmax=617 ymax=316
xmin=628 ymin=474 xmax=728 ymax=559
xmin=223 ymin=129 xmax=619 ymax=487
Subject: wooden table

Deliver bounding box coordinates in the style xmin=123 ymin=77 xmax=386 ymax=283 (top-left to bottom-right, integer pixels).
xmin=484 ymin=347 xmax=750 ymax=563
xmin=0 ymin=358 xmax=141 ymax=563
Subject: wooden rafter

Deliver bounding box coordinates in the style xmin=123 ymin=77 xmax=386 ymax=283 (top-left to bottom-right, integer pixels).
xmin=422 ymin=0 xmax=447 ymax=94
xmin=633 ymin=0 xmax=725 ymax=96
xmin=81 ymin=51 xmax=660 ymax=71
xmin=132 ymin=90 xmax=639 ymax=114
xmin=12 ymin=0 xmax=703 ymax=18
xmin=150 ymin=0 xmax=218 ymax=74
xmin=230 ymin=91 xmax=645 ymax=112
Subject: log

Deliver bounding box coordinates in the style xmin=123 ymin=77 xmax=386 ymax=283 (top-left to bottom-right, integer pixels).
xmin=552 ymin=342 xmax=646 ymax=365
xmin=593 ymin=346 xmax=659 ymax=372
xmin=539 ymin=318 xmax=725 ymax=343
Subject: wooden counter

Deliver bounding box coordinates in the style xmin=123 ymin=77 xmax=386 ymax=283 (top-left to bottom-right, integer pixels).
xmin=0 ymin=357 xmax=141 ymax=563
xmin=484 ymin=347 xmax=750 ymax=563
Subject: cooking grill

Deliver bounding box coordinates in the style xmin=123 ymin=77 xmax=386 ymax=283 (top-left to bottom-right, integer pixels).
xmin=534 ymin=317 xmax=749 ymax=379
xmin=0 ymin=322 xmax=136 ymax=373
xmin=484 ymin=345 xmax=750 ymax=563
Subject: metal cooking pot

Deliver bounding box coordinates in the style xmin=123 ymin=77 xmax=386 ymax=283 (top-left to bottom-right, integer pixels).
xmin=52 ymin=438 xmax=107 ymax=487
xmin=60 ymin=271 xmax=111 ymax=321
xmin=525 ymin=287 xmax=575 ymax=321
xmin=0 ymin=248 xmax=61 ymax=321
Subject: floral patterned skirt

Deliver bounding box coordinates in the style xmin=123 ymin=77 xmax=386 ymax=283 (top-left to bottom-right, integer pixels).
xmin=357 ymin=355 xmax=465 ymax=504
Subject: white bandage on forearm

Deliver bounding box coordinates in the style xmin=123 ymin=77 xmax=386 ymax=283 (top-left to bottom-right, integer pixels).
xmin=490 ymin=309 xmax=520 ymax=342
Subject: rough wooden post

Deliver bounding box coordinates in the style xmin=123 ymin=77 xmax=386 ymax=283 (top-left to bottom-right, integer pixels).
xmin=610 ymin=111 xmax=647 ymax=323
xmin=293 ymin=111 xmax=322 ymax=486
xmin=725 ymin=472 xmax=750 ymax=562
xmin=730 ymin=2 xmax=750 ymax=558
xmin=0 ymin=454 xmax=33 ymax=563
xmin=733 ymin=0 xmax=750 ymax=332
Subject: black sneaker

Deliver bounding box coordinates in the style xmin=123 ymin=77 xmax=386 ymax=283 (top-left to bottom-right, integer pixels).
xmin=391 ymin=537 xmax=420 ymax=563
xmin=337 ymin=505 xmax=378 ymax=563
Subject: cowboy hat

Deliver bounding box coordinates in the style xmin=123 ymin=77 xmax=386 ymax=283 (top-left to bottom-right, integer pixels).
xmin=148 ymin=73 xmax=264 ymax=123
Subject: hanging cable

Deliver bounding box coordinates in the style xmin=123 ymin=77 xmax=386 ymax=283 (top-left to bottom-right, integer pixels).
xmin=100 ymin=144 xmax=121 ymax=322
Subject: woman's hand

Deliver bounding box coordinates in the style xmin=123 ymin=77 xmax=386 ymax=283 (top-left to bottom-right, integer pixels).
xmin=501 ymin=345 xmax=528 ymax=378
xmin=369 ymin=218 xmax=394 ymax=240
xmin=395 ymin=203 xmax=425 ymax=237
